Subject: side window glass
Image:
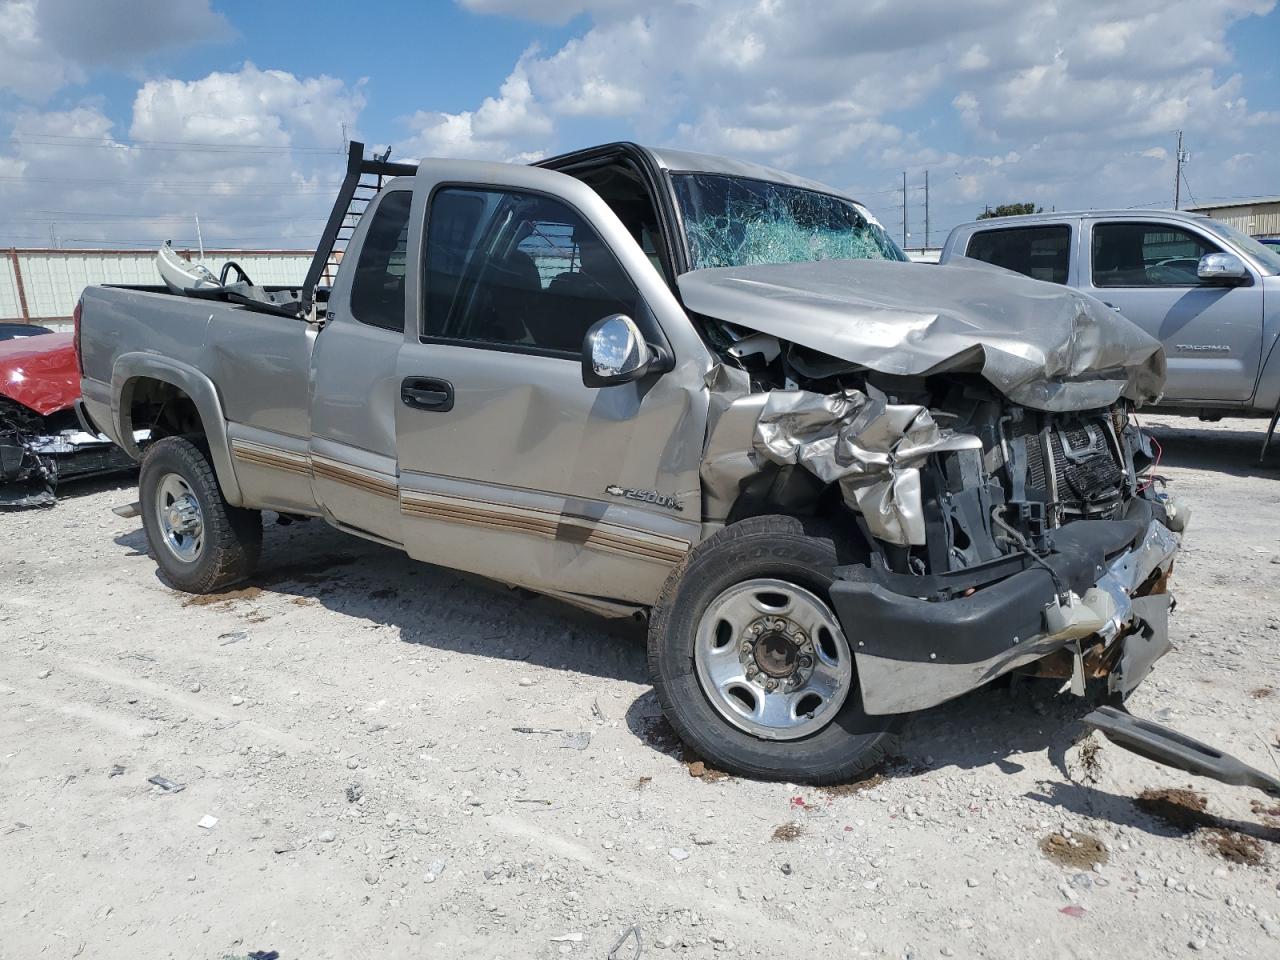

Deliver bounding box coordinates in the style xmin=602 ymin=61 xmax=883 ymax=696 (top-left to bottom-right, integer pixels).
xmin=424 ymin=187 xmax=638 ymax=355
xmin=349 ymin=190 xmax=412 ymax=331
xmin=965 ymin=225 xmax=1070 ymax=284
xmin=1092 ymin=222 xmax=1221 ymax=288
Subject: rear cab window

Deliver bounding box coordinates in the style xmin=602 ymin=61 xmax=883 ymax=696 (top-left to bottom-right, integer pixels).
xmin=349 ymin=190 xmax=413 ymax=331
xmin=964 ymin=225 xmax=1071 ymax=284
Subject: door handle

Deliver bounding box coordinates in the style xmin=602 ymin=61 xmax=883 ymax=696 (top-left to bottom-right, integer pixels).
xmin=401 ymin=377 xmax=454 ymax=412
xmin=1102 ymin=301 xmax=1123 ymax=312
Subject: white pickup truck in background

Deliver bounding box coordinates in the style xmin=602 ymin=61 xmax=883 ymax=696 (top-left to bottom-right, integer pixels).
xmin=940 ymin=210 xmax=1280 ymax=456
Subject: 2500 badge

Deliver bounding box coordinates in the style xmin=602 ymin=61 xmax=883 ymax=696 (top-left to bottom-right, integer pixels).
xmin=605 ymin=484 xmax=683 ymax=512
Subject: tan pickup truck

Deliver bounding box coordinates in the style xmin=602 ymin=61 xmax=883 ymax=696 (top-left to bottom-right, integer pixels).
xmin=75 ymin=141 xmax=1183 ymax=783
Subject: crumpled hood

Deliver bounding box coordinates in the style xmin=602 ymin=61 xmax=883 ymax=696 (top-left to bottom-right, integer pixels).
xmin=0 ymin=332 xmax=79 ymax=416
xmin=678 ymin=257 xmax=1166 ymax=411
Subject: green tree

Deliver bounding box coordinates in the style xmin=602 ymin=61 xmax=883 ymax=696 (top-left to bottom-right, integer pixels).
xmin=972 ymin=203 xmax=1044 ymax=220
xmin=977 ymin=202 xmax=1044 ymax=219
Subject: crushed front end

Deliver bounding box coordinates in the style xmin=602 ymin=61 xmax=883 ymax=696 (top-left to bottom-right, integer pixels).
xmin=823 ymin=396 xmax=1184 ymax=715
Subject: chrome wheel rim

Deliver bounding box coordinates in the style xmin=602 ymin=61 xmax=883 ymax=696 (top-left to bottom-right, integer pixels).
xmin=155 ymin=473 xmax=204 ymax=563
xmin=694 ymin=578 xmax=853 ymax=741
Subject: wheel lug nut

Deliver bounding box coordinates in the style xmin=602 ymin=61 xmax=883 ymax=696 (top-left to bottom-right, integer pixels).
xmin=765 ymin=679 xmax=777 ymax=692
xmin=798 ymin=655 xmax=812 ymax=668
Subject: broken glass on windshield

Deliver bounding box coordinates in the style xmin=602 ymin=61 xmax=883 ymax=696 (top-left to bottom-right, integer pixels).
xmin=672 ymin=173 xmax=906 ymax=271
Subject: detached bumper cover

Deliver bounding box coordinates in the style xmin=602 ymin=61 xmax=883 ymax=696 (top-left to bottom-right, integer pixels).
xmin=831 ymin=498 xmax=1180 ymax=715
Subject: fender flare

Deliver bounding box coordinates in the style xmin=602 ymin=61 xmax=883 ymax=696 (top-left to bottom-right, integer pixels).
xmin=111 ymin=352 xmax=243 ymax=506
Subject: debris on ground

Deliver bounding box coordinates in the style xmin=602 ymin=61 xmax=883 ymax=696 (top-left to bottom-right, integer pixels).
xmin=108 ymin=764 xmax=125 ymax=778
xmin=147 ymin=775 xmax=186 ymax=793
xmin=1203 ymin=829 xmax=1265 ymax=865
xmin=818 ymin=772 xmax=887 ymax=796
xmin=1040 ymin=832 xmax=1108 ymax=869
xmin=345 ymin=783 xmax=363 ymax=803
xmin=772 ymin=823 xmax=804 ymax=842
xmin=196 ymin=815 xmax=218 ymax=830
xmin=685 ymin=759 xmax=730 ymax=783
xmin=608 ymin=925 xmax=642 ymax=960
xmin=1134 ymin=788 xmax=1210 ymax=831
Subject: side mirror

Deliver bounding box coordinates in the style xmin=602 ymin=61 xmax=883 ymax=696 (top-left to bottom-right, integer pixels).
xmin=582 ymin=314 xmax=661 ymax=387
xmin=1197 ymin=252 xmax=1250 ymax=285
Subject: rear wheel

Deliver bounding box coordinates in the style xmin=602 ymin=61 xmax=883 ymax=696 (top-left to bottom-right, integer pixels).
xmin=648 ymin=514 xmax=900 ymax=784
xmin=139 ymin=436 xmax=261 ymax=593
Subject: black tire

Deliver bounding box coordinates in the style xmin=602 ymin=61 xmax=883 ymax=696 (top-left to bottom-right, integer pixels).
xmin=648 ymin=514 xmax=900 ymax=784
xmin=139 ymin=436 xmax=262 ymax=593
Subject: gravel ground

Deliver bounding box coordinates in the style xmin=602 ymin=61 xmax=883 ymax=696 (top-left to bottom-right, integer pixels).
xmin=2 ymin=413 xmax=1278 ymax=959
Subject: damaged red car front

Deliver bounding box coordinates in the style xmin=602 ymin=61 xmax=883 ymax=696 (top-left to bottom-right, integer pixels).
xmin=0 ymin=317 xmax=138 ymax=508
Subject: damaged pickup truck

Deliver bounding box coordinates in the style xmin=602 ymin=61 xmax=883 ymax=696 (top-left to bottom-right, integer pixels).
xmin=76 ymin=142 xmax=1186 ymax=782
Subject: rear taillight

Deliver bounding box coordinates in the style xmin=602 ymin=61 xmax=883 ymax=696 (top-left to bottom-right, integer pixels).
xmin=73 ymin=299 xmax=83 ymax=376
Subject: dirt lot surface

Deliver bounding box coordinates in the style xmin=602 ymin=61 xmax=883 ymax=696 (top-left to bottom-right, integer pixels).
xmin=2 ymin=414 xmax=1279 ymax=959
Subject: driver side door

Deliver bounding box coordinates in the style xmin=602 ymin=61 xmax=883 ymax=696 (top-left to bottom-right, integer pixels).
xmin=394 ymin=161 xmax=708 ymax=607
xmin=1086 ymin=219 xmax=1264 ymax=402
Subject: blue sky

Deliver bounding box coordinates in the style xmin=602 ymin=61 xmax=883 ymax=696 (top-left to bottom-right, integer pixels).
xmin=1 ymin=0 xmax=1277 ymax=249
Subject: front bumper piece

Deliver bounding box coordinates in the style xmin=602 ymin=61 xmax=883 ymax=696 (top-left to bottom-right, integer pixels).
xmin=830 ymin=498 xmax=1181 ymax=716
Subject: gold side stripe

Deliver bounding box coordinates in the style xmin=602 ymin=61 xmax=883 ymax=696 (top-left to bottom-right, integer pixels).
xmin=311 ymin=460 xmax=397 ymax=499
xmin=400 ymin=497 xmax=687 ymax=564
xmin=399 ymin=489 xmax=690 ymax=553
xmin=231 ymin=439 xmax=688 ymax=564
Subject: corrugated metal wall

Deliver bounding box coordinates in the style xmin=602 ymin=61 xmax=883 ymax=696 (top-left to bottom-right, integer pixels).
xmin=0 ymin=249 xmax=313 ymax=321
xmin=1194 ymin=202 xmax=1280 ymax=239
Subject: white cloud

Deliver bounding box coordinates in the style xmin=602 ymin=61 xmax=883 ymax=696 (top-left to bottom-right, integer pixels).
xmin=446 ymin=0 xmax=1279 ymax=235
xmin=0 ymin=0 xmax=83 ymax=101
xmin=0 ymin=0 xmax=232 ymax=102
xmin=0 ymin=64 xmax=367 ymax=249
xmin=36 ymin=0 xmax=232 ymax=65
xmin=398 ymin=58 xmax=551 ymax=161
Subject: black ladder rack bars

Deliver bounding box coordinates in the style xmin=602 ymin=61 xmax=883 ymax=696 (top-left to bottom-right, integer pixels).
xmin=300 ymin=140 xmax=417 ymax=317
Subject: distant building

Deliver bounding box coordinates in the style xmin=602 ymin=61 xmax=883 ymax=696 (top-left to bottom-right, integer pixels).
xmin=1185 ymin=197 xmax=1280 ymax=241
xmin=1 ymin=248 xmax=313 ymax=323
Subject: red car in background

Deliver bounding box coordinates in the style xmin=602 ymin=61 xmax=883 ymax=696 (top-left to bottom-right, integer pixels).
xmin=0 ymin=324 xmax=137 ymax=507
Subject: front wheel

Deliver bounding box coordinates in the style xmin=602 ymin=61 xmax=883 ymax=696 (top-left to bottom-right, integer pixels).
xmin=648 ymin=515 xmax=900 ymax=784
xmin=139 ymin=436 xmax=262 ymax=593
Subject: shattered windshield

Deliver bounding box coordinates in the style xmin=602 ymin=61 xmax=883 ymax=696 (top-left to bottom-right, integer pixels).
xmin=672 ymin=173 xmax=906 ymax=271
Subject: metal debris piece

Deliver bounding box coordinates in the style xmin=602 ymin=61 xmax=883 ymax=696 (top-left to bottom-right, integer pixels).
xmin=345 ymin=783 xmax=363 ymax=803
xmin=108 ymin=765 xmax=125 ymax=778
xmin=196 ymin=814 xmax=218 ymax=830
xmin=218 ymin=630 xmax=249 ymax=646
xmin=147 ymin=775 xmax=186 ymax=793
xmin=512 ymin=726 xmax=564 ymax=735
xmin=608 ymin=925 xmax=643 ymax=960
xmin=559 ymin=731 xmax=591 ymax=751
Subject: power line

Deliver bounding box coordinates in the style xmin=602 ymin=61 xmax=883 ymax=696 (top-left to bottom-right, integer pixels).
xmin=6 ymin=133 xmax=343 ymax=154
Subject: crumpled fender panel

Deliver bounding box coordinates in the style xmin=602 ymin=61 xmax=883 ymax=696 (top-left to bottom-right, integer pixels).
xmin=678 ymin=257 xmax=1166 ymax=412
xmin=752 ymin=389 xmax=982 ymax=545
xmin=0 ymin=332 xmax=80 ymax=416
xmin=699 ymin=378 xmax=980 ymax=546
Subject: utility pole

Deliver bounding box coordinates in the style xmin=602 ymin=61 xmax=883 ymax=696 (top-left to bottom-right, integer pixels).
xmin=1174 ymin=130 xmax=1185 ymax=210
xmin=924 ymin=170 xmax=930 ymax=250
xmin=195 ymin=214 xmax=205 ymax=261
xmin=901 ymin=171 xmax=908 ymax=248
